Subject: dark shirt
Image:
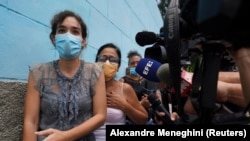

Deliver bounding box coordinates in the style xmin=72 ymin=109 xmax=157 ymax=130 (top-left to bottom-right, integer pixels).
xmin=122 ymin=76 xmax=160 ymax=125
xmin=122 ymin=76 xmax=146 ymax=101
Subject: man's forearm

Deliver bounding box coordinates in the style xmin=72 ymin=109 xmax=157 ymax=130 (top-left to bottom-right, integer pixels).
xmin=233 ymin=48 xmax=250 ymax=104
xmin=218 ymin=72 xmax=240 ymax=83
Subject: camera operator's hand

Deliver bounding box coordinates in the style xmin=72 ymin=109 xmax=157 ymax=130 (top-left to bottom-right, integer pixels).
xmin=154 ymin=112 xmax=179 ymax=125
xmin=140 ymin=94 xmax=151 ymax=109
xmin=140 ymin=90 xmax=162 ymax=109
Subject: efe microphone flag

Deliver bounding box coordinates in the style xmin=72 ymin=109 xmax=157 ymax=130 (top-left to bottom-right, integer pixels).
xmin=136 ymin=58 xmax=193 ymax=97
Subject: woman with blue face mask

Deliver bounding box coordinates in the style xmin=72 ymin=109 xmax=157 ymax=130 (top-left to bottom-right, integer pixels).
xmin=22 ymin=10 xmax=106 ymax=141
xmin=119 ymin=50 xmax=160 ymax=125
xmin=120 ymin=50 xmax=146 ymax=102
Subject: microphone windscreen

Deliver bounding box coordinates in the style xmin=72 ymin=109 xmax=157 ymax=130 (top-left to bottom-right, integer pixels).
xmin=156 ymin=63 xmax=171 ymax=85
xmin=135 ymin=31 xmax=157 ymax=46
xmin=135 ymin=58 xmax=161 ymax=82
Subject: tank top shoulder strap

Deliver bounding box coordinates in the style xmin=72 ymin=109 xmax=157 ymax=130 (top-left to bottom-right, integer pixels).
xmin=122 ymin=76 xmax=128 ymax=83
xmin=121 ymin=82 xmax=124 ymax=96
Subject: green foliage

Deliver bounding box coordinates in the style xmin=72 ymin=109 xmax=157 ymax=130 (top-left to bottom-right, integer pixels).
xmin=156 ymin=0 xmax=169 ymax=20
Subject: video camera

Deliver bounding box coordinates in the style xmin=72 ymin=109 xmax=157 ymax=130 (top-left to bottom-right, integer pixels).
xmin=135 ymin=27 xmax=194 ymax=65
xmin=167 ymin=0 xmax=250 ymax=122
xmin=135 ymin=0 xmax=250 ymax=124
xmin=136 ymin=0 xmax=250 ymax=63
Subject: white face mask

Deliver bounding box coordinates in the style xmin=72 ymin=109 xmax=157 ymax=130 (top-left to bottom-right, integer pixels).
xmin=55 ymin=33 xmax=82 ymax=59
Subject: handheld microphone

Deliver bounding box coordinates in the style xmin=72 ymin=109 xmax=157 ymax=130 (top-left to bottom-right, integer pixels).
xmin=135 ymin=58 xmax=161 ymax=82
xmin=156 ymin=63 xmax=193 ymax=97
xmin=136 ymin=58 xmax=192 ymax=97
xmin=156 ymin=63 xmax=171 ymax=84
xmin=147 ymin=93 xmax=175 ymax=124
xmin=135 ymin=31 xmax=162 ymax=46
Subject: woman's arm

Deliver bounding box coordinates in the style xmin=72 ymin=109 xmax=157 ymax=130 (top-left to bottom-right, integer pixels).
xmin=122 ymin=83 xmax=148 ymax=124
xmin=22 ymin=72 xmax=40 ymax=141
xmin=106 ymin=82 xmax=148 ymax=124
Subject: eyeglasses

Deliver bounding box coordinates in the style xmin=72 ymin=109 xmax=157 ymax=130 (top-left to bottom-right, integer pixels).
xmin=97 ymin=55 xmax=120 ymax=65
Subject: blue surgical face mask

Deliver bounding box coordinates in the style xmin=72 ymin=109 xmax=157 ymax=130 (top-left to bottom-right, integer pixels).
xmin=129 ymin=67 xmax=138 ymax=76
xmin=55 ymin=33 xmax=82 ymax=59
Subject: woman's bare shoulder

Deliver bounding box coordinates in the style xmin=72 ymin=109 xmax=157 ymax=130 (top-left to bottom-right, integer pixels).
xmin=121 ymin=82 xmax=137 ymax=98
xmin=122 ymin=82 xmax=133 ymax=91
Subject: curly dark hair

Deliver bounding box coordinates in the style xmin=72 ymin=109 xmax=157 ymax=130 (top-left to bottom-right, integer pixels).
xmin=49 ymin=10 xmax=87 ymax=44
xmin=127 ymin=50 xmax=142 ymax=58
xmin=95 ymin=43 xmax=122 ymax=69
xmin=127 ymin=50 xmax=142 ymax=64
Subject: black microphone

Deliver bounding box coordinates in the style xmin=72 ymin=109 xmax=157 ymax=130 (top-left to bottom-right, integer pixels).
xmin=147 ymin=93 xmax=175 ymax=124
xmin=135 ymin=31 xmax=162 ymax=46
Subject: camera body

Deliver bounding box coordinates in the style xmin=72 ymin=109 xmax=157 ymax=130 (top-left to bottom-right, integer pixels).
xmin=142 ymin=0 xmax=249 ymax=68
xmin=136 ymin=0 xmax=248 ymax=124
xmin=180 ymin=0 xmax=250 ymax=49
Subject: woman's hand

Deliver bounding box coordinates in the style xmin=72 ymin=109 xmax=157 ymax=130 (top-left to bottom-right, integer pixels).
xmin=107 ymin=91 xmax=126 ymax=109
xmin=154 ymin=112 xmax=179 ymax=125
xmin=35 ymin=128 xmax=72 ymax=141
